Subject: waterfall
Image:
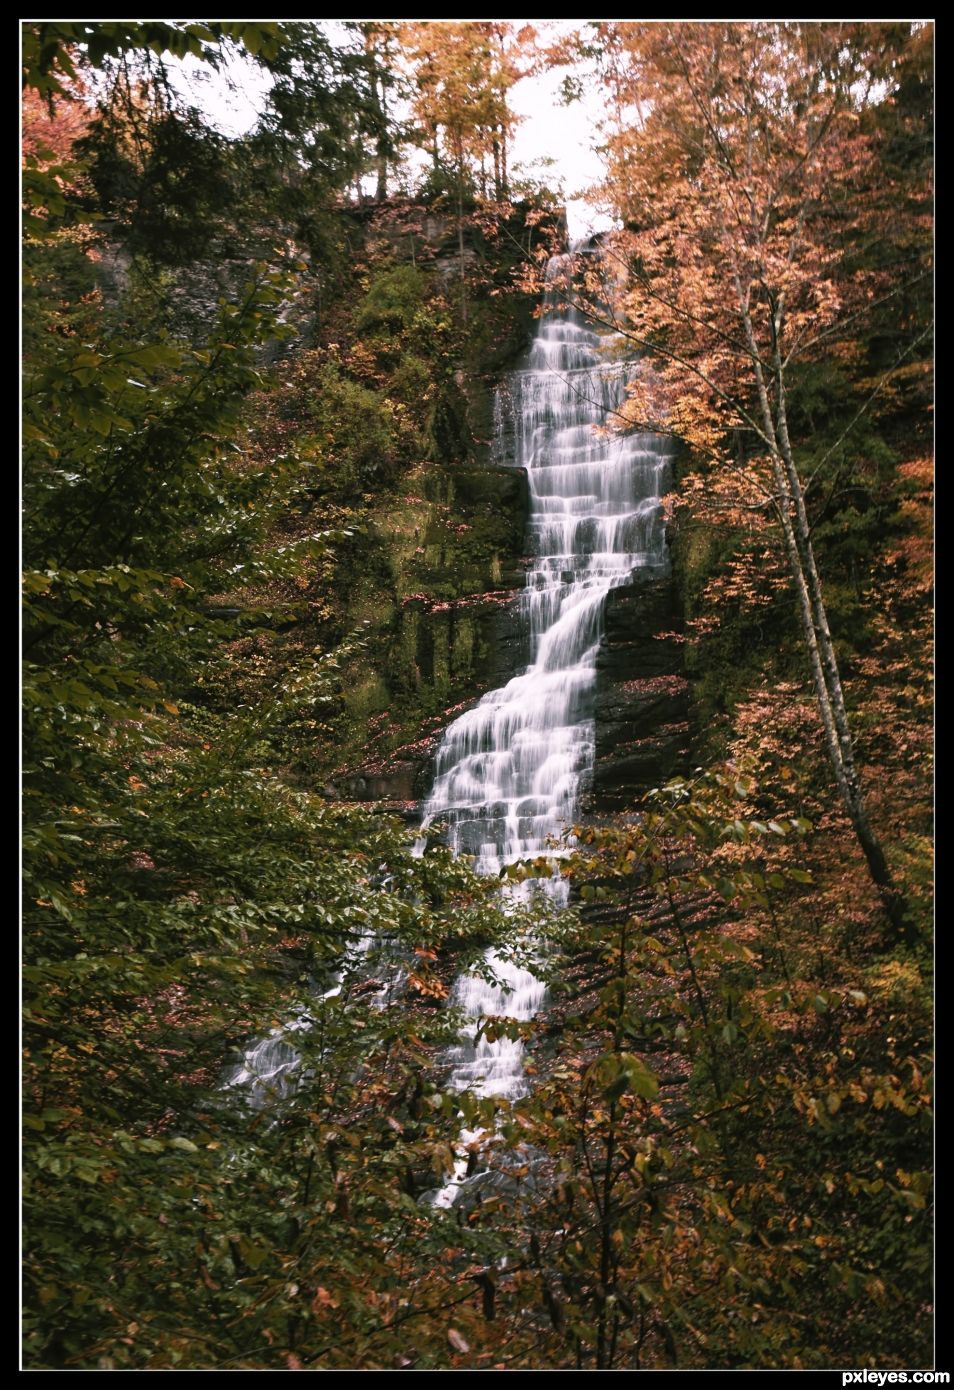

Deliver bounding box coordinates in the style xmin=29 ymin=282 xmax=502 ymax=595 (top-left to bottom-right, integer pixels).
xmin=228 ymin=248 xmax=675 ymax=1154
xmin=420 ymin=248 xmax=676 ymax=1205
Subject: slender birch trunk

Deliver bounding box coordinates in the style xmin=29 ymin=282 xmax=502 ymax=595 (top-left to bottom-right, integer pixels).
xmin=735 ymin=295 xmax=909 ymax=937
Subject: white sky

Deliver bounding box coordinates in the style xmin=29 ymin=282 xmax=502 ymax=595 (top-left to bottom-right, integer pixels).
xmin=169 ymin=20 xmax=614 ymax=243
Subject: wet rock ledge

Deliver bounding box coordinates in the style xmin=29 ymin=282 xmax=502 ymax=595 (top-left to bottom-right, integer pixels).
xmin=590 ymin=565 xmax=690 ymax=811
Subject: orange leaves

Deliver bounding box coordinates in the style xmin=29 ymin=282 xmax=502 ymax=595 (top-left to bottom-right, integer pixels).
xmin=591 ymin=21 xmax=930 ymax=481
xmin=408 ymin=944 xmax=448 ymax=998
xmin=887 ymin=456 xmax=934 ymax=594
xmin=22 ymin=80 xmax=92 ymax=168
xmin=408 ymin=971 xmax=448 ymax=1000
xmin=396 ymin=21 xmax=536 ymax=195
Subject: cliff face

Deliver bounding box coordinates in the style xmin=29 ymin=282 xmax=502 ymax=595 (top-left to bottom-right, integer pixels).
xmin=206 ymin=196 xmax=689 ymax=819
xmin=591 ymin=565 xmax=689 ymax=811
xmin=336 ymin=461 xmax=531 ymax=807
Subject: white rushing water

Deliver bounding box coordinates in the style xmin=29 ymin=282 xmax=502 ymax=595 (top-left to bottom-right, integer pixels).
xmin=421 ymin=249 xmax=676 ymax=1205
xmin=226 ymin=931 xmax=382 ymax=1107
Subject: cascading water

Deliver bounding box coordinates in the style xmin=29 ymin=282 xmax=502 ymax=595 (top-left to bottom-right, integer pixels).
xmin=420 ymin=247 xmax=676 ymax=1205
xmin=229 ymin=248 xmax=674 ymax=1158
xmin=226 ymin=931 xmax=382 ymax=1107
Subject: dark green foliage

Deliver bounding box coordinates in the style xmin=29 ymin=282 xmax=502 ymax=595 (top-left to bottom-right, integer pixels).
xmin=354 ymin=264 xmax=430 ymax=334
xmin=416 ymin=160 xmax=478 ymax=206
xmin=80 ymin=108 xmax=235 ymax=265
xmin=22 ymin=24 xmax=519 ymax=1368
xmin=304 ymin=359 xmax=403 ymax=493
xmin=389 ymin=349 xmax=432 ymax=407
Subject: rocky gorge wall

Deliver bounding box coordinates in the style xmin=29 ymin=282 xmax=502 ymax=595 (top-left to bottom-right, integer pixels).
xmin=591 ymin=566 xmax=689 ymax=812
xmin=333 ymin=457 xmax=532 ymax=808
xmin=126 ymin=196 xmax=689 ymax=820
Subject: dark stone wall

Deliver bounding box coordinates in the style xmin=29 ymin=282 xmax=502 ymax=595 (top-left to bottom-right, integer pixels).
xmin=590 ymin=563 xmax=689 ymax=810
xmin=333 ymin=453 xmax=532 ymax=808
xmin=340 ymin=582 xmax=529 ymax=809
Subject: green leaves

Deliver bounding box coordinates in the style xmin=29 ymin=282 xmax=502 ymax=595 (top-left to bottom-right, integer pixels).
xmin=21 ymin=27 xmax=524 ymax=1364
xmin=595 ymin=1051 xmax=660 ymax=1102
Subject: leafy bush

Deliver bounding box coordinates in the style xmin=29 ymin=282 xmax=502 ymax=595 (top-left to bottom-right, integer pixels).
xmin=354 ymin=264 xmax=429 ymax=334
xmin=307 ymin=359 xmax=402 ymax=493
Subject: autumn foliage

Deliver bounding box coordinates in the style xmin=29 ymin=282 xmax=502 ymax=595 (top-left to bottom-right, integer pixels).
xmin=22 ymin=20 xmax=932 ymax=1372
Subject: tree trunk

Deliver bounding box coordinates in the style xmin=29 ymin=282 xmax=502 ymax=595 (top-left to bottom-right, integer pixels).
xmin=457 ymin=182 xmax=467 ymax=325
xmin=371 ymin=69 xmax=387 ymax=201
xmin=454 ymin=137 xmax=467 ymax=326
xmin=773 ymin=365 xmax=910 ymax=938
xmin=734 ymin=295 xmax=910 ymax=938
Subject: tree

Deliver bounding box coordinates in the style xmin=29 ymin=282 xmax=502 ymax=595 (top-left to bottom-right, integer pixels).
xmin=400 ymin=21 xmax=531 ymax=201
xmin=241 ymin=22 xmax=392 ymax=236
xmin=349 ymin=22 xmax=408 ymax=202
xmin=568 ymin=22 xmax=932 ymax=937
xmin=482 ymin=769 xmax=931 ymax=1368
xmin=396 ymin=22 xmax=536 ymax=321
xmin=22 ymin=24 xmax=518 ymax=1367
